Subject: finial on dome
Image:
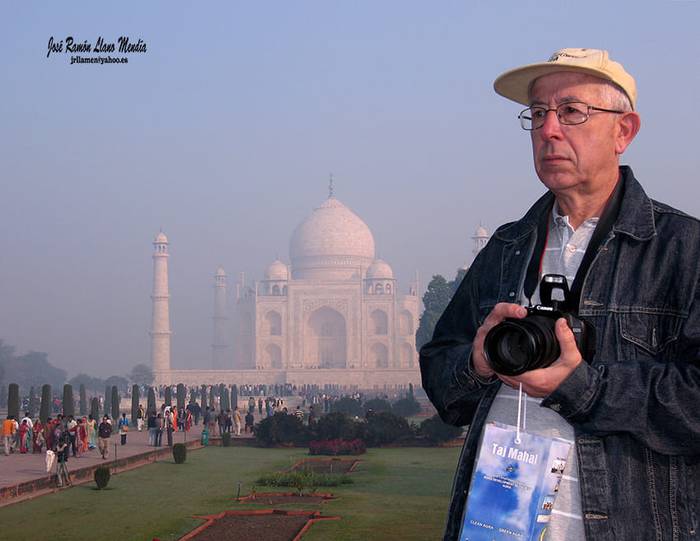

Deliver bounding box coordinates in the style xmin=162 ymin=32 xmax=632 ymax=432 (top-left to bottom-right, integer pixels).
xmin=328 ymin=173 xmax=334 ymax=199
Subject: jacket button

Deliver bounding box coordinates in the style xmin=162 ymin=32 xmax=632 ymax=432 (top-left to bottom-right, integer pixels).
xmin=508 ymin=291 xmax=515 ymax=297
xmin=515 ymin=250 xmax=521 ymax=255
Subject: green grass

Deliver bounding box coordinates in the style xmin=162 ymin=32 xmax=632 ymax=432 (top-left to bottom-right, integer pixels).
xmin=0 ymin=446 xmax=461 ymax=541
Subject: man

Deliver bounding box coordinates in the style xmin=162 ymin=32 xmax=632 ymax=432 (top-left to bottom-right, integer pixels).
xmin=97 ymin=415 xmax=112 ymax=460
xmin=2 ymin=416 xmax=16 ymax=455
xmin=233 ymin=406 xmax=242 ymax=436
xmin=66 ymin=415 xmax=78 ymax=457
xmin=136 ymin=404 xmax=145 ymax=432
xmin=420 ymin=48 xmax=700 ymax=541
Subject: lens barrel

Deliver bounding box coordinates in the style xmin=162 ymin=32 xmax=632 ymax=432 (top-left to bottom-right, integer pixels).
xmin=484 ymin=314 xmax=561 ymax=376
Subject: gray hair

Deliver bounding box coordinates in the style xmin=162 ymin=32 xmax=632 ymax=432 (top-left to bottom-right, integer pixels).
xmin=599 ymin=80 xmax=633 ymax=112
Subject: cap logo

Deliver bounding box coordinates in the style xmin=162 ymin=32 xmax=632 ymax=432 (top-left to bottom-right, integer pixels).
xmin=548 ymin=49 xmax=592 ymax=62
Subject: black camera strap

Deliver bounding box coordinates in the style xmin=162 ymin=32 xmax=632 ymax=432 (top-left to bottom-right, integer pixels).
xmin=523 ymin=174 xmax=625 ymax=312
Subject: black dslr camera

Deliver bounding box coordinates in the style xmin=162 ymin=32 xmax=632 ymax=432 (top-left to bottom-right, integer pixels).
xmin=483 ymin=274 xmax=594 ymax=376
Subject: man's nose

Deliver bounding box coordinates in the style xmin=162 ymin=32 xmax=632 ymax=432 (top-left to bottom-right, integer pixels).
xmin=539 ymin=109 xmax=563 ymax=139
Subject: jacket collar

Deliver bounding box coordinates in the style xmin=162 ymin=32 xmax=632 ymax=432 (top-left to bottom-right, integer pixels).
xmin=493 ymin=165 xmax=656 ymax=242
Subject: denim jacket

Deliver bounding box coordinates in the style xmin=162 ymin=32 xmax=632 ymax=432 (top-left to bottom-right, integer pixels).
xmin=420 ymin=166 xmax=700 ymax=541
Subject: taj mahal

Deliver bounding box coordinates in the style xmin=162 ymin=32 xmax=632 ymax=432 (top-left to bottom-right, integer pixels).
xmin=148 ymin=187 xmax=462 ymax=389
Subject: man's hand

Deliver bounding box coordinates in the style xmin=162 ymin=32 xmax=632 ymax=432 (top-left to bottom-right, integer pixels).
xmin=472 ymin=303 xmax=527 ymax=379
xmin=498 ymin=318 xmax=583 ymax=397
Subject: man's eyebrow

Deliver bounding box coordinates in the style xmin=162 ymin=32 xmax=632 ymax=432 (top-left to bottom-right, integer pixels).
xmin=529 ymin=95 xmax=581 ymax=106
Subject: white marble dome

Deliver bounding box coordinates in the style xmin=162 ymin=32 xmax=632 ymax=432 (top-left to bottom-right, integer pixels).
xmin=366 ymin=259 xmax=394 ymax=280
xmin=265 ymin=259 xmax=289 ymax=281
xmin=290 ymin=197 xmax=376 ymax=280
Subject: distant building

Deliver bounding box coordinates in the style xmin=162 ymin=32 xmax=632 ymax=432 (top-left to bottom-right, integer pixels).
xmin=151 ymin=191 xmax=421 ymax=389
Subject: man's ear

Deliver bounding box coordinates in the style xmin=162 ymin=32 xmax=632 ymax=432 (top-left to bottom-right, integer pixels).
xmin=615 ymin=112 xmax=641 ymax=155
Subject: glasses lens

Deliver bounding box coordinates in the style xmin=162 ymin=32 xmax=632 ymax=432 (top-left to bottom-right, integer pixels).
xmin=519 ymin=109 xmax=534 ymax=130
xmin=557 ymin=102 xmax=588 ymax=125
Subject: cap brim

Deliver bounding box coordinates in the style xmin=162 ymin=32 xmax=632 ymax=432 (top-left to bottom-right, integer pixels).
xmin=494 ymin=62 xmax=618 ymax=106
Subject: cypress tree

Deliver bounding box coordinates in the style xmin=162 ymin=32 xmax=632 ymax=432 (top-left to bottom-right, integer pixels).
xmin=63 ymin=384 xmax=75 ymax=417
xmin=131 ymin=384 xmax=140 ymax=424
xmin=104 ymin=385 xmax=111 ymax=417
xmin=111 ymin=386 xmax=120 ymax=420
xmin=231 ymin=384 xmax=238 ymax=410
xmin=201 ymin=385 xmax=207 ymax=410
xmin=164 ymin=386 xmax=172 ymax=406
xmin=220 ymin=384 xmax=230 ymax=411
xmin=176 ymin=383 xmax=185 ymax=411
xmin=40 ymin=384 xmax=51 ymax=423
xmin=209 ymin=385 xmax=216 ymax=411
xmin=7 ymin=383 xmax=20 ymax=419
xmin=90 ymin=397 xmax=100 ymax=420
xmin=79 ymin=384 xmax=87 ymax=415
xmin=28 ymin=386 xmax=38 ymax=418
xmin=147 ymin=387 xmax=156 ymax=416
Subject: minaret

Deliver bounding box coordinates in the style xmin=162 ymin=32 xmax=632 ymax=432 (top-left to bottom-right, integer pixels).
xmin=150 ymin=231 xmax=171 ymax=379
xmin=212 ymin=266 xmax=228 ymax=368
xmin=472 ymin=225 xmax=489 ymax=259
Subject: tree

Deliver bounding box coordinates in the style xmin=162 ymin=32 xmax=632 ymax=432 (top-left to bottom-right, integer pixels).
xmin=90 ymin=397 xmax=100 ymax=420
xmin=176 ymin=383 xmax=185 ymax=411
xmin=330 ymin=397 xmax=363 ymax=417
xmin=200 ymin=385 xmax=208 ymax=410
xmin=131 ymin=385 xmax=140 ymax=424
xmin=63 ymin=384 xmax=75 ymax=417
xmin=209 ymin=386 xmax=215 ymax=410
xmin=7 ymin=383 xmax=20 ymax=419
xmin=129 ymin=363 xmax=154 ymax=387
xmin=230 ymin=385 xmax=238 ymax=411
xmin=40 ymin=384 xmax=51 ymax=423
xmin=111 ymin=386 xmax=120 ymax=420
xmin=104 ymin=386 xmax=111 ymax=417
xmin=28 ymin=386 xmax=38 ymax=418
xmin=219 ymin=384 xmax=229 ymax=411
xmin=147 ymin=387 xmax=156 ymax=416
xmin=164 ymin=386 xmax=172 ymax=406
xmin=362 ymin=398 xmax=392 ymax=415
xmin=69 ymin=373 xmax=105 ymax=393
xmin=79 ymin=384 xmax=87 ymax=415
xmin=105 ymin=375 xmax=129 ymax=394
xmin=0 ymin=348 xmax=66 ymax=394
xmin=416 ymin=274 xmax=460 ymax=350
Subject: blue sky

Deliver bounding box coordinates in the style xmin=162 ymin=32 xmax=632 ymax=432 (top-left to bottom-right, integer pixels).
xmin=1 ymin=1 xmax=698 ymax=376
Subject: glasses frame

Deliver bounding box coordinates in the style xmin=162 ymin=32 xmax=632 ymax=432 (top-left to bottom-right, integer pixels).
xmin=518 ymin=102 xmax=626 ymax=131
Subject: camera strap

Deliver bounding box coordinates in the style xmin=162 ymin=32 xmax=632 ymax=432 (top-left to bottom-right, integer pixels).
xmin=523 ymin=174 xmax=625 ymax=312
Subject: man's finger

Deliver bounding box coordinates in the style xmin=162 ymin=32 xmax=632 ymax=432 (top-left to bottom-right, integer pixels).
xmin=555 ymin=318 xmax=579 ymax=357
xmin=483 ymin=303 xmax=527 ymax=329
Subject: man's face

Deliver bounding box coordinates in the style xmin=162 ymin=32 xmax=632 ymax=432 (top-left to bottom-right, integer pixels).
xmin=529 ymin=72 xmax=622 ymax=195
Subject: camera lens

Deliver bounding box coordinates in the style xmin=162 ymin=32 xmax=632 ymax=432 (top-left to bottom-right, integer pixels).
xmin=484 ymin=315 xmax=560 ymax=376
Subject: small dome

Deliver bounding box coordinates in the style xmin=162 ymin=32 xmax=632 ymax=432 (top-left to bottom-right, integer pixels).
xmin=154 ymin=231 xmax=168 ymax=244
xmin=366 ymin=259 xmax=394 ymax=280
xmin=265 ymin=259 xmax=289 ymax=281
xmin=215 ymin=266 xmax=226 ymax=277
xmin=473 ymin=226 xmax=489 ymax=238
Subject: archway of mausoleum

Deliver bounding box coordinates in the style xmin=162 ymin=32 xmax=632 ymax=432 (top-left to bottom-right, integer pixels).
xmin=306 ymin=307 xmax=347 ymax=368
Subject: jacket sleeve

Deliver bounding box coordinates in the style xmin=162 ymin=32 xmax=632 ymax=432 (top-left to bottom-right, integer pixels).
xmin=419 ymin=256 xmax=498 ymax=427
xmin=542 ymin=275 xmax=700 ymax=456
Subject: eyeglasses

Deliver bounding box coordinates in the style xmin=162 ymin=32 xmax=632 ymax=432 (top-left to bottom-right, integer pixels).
xmin=519 ymin=101 xmax=626 ymax=130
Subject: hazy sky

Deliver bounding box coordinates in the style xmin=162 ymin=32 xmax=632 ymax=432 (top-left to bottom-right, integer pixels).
xmin=1 ymin=1 xmax=699 ymax=377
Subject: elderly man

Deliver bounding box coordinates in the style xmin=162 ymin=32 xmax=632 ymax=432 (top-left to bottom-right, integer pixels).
xmin=420 ymin=48 xmax=700 ymax=541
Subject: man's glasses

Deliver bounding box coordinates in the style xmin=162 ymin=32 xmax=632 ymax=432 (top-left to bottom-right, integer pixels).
xmin=519 ymin=101 xmax=626 ymax=130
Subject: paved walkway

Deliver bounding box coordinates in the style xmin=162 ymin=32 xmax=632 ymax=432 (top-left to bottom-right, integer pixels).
xmin=0 ymin=424 xmax=254 ymax=489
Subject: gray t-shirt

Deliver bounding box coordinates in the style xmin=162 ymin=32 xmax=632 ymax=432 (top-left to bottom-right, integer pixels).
xmin=483 ymin=205 xmax=598 ymax=541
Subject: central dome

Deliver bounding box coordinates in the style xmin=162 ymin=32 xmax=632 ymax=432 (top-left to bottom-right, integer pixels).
xmin=290 ymin=197 xmax=376 ymax=280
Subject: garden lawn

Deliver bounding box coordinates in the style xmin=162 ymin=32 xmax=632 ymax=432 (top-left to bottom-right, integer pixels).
xmin=0 ymin=446 xmax=461 ymax=541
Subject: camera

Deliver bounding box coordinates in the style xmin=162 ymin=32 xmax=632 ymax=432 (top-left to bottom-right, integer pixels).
xmin=483 ymin=274 xmax=594 ymax=376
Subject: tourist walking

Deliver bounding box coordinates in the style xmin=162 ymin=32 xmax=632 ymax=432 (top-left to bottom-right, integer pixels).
xmin=165 ymin=408 xmax=174 ymax=447
xmin=154 ymin=413 xmax=164 ymax=447
xmin=55 ymin=434 xmax=72 ymax=487
xmin=136 ymin=404 xmax=145 ymax=432
xmin=233 ymin=407 xmax=242 ymax=436
xmin=87 ymin=415 xmax=97 ymax=449
xmin=2 ymin=416 xmax=16 ymax=455
xmin=97 ymin=416 xmax=112 ymax=459
xmin=118 ymin=413 xmax=129 ymax=445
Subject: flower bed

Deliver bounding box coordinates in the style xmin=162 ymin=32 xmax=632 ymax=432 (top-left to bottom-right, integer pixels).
xmin=308 ymin=438 xmax=366 ymax=456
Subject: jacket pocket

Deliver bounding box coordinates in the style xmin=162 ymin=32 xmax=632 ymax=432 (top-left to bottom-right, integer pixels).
xmin=619 ymin=312 xmax=682 ymax=355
